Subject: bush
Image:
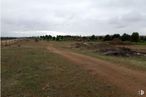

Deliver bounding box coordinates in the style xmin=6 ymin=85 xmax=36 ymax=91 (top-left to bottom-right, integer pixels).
xmin=121 ymin=33 xmax=131 ymax=41
xmin=131 ymin=32 xmax=139 ymax=42
xmin=104 ymin=35 xmax=111 ymax=41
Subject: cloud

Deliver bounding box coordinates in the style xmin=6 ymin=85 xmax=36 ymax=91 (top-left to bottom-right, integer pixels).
xmin=1 ymin=0 xmax=146 ymax=36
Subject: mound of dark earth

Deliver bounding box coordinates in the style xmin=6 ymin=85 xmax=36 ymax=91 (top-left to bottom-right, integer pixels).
xmin=100 ymin=47 xmax=144 ymax=56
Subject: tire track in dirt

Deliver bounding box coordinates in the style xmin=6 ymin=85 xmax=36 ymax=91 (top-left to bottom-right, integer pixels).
xmin=47 ymin=44 xmax=146 ymax=96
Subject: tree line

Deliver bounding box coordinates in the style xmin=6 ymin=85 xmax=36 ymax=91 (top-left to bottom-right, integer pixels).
xmin=39 ymin=32 xmax=146 ymax=42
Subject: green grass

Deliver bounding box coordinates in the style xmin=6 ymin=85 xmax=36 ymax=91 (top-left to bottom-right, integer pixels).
xmin=2 ymin=42 xmax=130 ymax=97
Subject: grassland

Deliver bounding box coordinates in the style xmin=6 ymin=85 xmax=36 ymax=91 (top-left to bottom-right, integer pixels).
xmin=2 ymin=40 xmax=131 ymax=97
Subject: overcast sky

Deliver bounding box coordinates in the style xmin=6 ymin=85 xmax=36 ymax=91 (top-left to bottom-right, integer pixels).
xmin=1 ymin=0 xmax=146 ymax=37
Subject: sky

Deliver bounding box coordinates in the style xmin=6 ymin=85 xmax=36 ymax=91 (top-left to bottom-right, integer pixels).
xmin=1 ymin=0 xmax=146 ymax=37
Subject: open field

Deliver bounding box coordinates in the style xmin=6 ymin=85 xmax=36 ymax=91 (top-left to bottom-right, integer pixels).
xmin=1 ymin=40 xmax=146 ymax=97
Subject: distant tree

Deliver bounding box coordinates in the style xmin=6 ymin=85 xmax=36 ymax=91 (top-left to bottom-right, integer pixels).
xmin=56 ymin=36 xmax=60 ymax=41
xmin=112 ymin=34 xmax=120 ymax=40
xmin=98 ymin=36 xmax=103 ymax=40
xmin=104 ymin=34 xmax=111 ymax=41
xmin=52 ymin=37 xmax=56 ymax=40
xmin=90 ymin=35 xmax=97 ymax=41
xmin=56 ymin=35 xmax=64 ymax=41
xmin=48 ymin=35 xmax=53 ymax=40
xmin=40 ymin=35 xmax=53 ymax=40
xmin=121 ymin=33 xmax=131 ymax=41
xmin=131 ymin=32 xmax=139 ymax=42
xmin=46 ymin=35 xmax=52 ymax=40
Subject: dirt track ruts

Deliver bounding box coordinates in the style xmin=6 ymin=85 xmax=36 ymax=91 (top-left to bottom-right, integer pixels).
xmin=47 ymin=44 xmax=146 ymax=96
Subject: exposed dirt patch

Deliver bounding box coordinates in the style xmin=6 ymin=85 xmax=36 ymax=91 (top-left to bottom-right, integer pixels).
xmin=47 ymin=43 xmax=146 ymax=97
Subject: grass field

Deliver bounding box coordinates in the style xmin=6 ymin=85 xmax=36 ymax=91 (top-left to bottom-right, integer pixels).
xmin=2 ymin=40 xmax=130 ymax=97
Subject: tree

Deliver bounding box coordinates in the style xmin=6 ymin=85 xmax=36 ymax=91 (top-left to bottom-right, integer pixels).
xmin=112 ymin=34 xmax=120 ymax=40
xmin=121 ymin=33 xmax=131 ymax=41
xmin=56 ymin=35 xmax=60 ymax=41
xmin=131 ymin=32 xmax=139 ymax=42
xmin=56 ymin=35 xmax=64 ymax=41
xmin=52 ymin=37 xmax=56 ymax=40
xmin=90 ymin=35 xmax=97 ymax=41
xmin=98 ymin=36 xmax=103 ymax=40
xmin=104 ymin=34 xmax=111 ymax=41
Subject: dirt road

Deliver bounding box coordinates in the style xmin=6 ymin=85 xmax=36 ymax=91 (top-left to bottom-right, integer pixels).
xmin=47 ymin=44 xmax=146 ymax=96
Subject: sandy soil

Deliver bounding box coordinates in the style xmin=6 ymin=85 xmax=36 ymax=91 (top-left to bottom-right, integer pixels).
xmin=47 ymin=43 xmax=146 ymax=97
